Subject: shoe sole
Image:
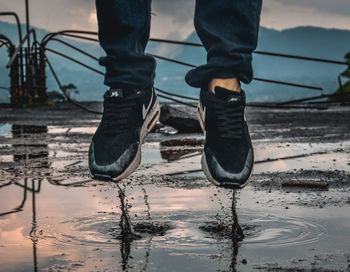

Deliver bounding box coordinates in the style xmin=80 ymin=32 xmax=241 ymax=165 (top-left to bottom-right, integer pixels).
xmin=110 ymin=98 xmax=160 ymax=182
xmin=197 ymin=103 xmax=254 ymax=189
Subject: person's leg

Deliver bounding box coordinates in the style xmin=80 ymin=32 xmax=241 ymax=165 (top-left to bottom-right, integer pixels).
xmin=90 ymin=0 xmax=160 ymax=181
xmin=193 ymin=0 xmax=262 ymax=189
xmin=185 ymin=0 xmax=262 ymax=89
xmin=96 ymin=0 xmax=155 ymax=89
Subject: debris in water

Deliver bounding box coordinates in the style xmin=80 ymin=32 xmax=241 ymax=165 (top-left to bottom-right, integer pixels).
xmin=160 ymin=138 xmax=204 ymax=147
xmin=282 ymin=180 xmax=329 ymax=189
xmin=134 ymin=222 xmax=171 ymax=235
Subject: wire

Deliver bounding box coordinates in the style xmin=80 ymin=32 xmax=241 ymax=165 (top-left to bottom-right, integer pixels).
xmin=149 ymin=37 xmax=347 ymax=66
xmin=154 ymin=87 xmax=198 ymax=101
xmin=27 ymin=30 xmax=347 ymax=113
xmin=150 ymin=53 xmax=322 ymax=91
xmin=48 ymin=38 xmax=99 ymax=61
xmin=44 ymin=52 xmax=103 ymax=115
xmin=148 ymin=53 xmax=196 ymax=68
xmin=45 ymin=48 xmax=103 ymax=75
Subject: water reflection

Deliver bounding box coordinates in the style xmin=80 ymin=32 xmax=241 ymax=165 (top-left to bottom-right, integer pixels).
xmin=0 ymin=125 xmax=92 ymax=271
xmin=117 ymin=184 xmax=136 ymax=271
xmin=0 ymin=124 xmax=248 ymax=271
xmin=230 ymin=192 xmax=244 ymax=272
xmin=200 ymin=191 xmax=244 ymax=272
xmin=0 ymin=178 xmax=40 ymax=271
xmin=115 ymin=184 xmax=171 ymax=271
xmin=159 ymin=139 xmax=202 ymax=162
xmin=0 ymin=126 xmax=47 ymax=270
xmin=11 ymin=125 xmax=49 ymax=163
xmin=29 ymin=180 xmax=39 ymax=272
xmin=0 ymin=179 xmax=28 ymax=217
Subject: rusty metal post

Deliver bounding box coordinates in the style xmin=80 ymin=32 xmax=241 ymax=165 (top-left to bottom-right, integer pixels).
xmin=36 ymin=47 xmax=47 ymax=103
xmin=25 ymin=0 xmax=30 ymax=50
xmin=8 ymin=45 xmax=21 ymax=106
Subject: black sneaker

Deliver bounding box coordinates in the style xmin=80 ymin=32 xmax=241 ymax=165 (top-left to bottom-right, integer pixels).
xmin=197 ymin=87 xmax=254 ymax=189
xmin=89 ymin=87 xmax=160 ymax=181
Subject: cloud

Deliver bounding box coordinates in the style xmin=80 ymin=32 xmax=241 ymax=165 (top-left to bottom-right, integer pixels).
xmin=150 ymin=0 xmax=195 ymax=39
xmin=277 ymin=0 xmax=350 ymax=17
xmin=261 ymin=0 xmax=350 ymax=30
xmin=0 ymin=0 xmax=96 ymax=31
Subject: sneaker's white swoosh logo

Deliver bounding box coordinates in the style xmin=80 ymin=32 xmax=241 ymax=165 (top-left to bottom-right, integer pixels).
xmin=142 ymin=91 xmax=154 ymax=120
xmin=203 ymin=105 xmax=206 ymax=123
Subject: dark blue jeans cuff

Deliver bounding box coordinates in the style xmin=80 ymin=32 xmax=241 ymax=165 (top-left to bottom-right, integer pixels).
xmin=185 ymin=66 xmax=253 ymax=88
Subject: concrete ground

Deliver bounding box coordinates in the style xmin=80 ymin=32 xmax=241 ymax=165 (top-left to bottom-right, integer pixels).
xmin=0 ymin=102 xmax=349 ymax=272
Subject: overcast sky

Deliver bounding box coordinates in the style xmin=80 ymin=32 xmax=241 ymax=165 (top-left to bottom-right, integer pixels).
xmin=1 ymin=0 xmax=350 ymax=40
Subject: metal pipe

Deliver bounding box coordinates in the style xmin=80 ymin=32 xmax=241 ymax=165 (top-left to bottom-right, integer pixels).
xmin=0 ymin=42 xmax=10 ymax=49
xmin=0 ymin=15 xmax=24 ymax=87
xmin=0 ymin=86 xmax=10 ymax=91
xmin=154 ymin=87 xmax=198 ymax=101
xmin=150 ymin=53 xmax=323 ymax=91
xmin=253 ymin=77 xmax=322 ymax=91
xmin=41 ymin=31 xmax=347 ymax=65
xmin=0 ymin=34 xmax=14 ymax=47
xmin=7 ymin=29 xmax=37 ymax=68
xmin=25 ymin=0 xmax=31 ymax=50
xmin=43 ymin=51 xmax=102 ymax=114
xmin=150 ymin=38 xmax=202 ymax=47
xmin=60 ymin=33 xmax=99 ymax=43
xmin=254 ymin=50 xmax=348 ymax=66
xmin=48 ymin=38 xmax=98 ymax=60
xmin=247 ymin=102 xmax=327 ymax=110
xmin=148 ymin=53 xmax=196 ymax=68
xmin=148 ymin=37 xmax=347 ymax=66
xmin=277 ymin=94 xmax=334 ymax=105
xmin=41 ymin=30 xmax=99 ymax=46
xmin=0 ymin=12 xmax=23 ymax=43
xmin=45 ymin=48 xmax=103 ymax=75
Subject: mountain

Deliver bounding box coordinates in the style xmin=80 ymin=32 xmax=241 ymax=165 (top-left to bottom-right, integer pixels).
xmin=161 ymin=27 xmax=350 ymax=102
xmin=1 ymin=20 xmax=349 ymax=103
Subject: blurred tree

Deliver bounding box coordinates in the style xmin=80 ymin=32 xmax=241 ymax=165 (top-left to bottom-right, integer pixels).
xmin=47 ymin=83 xmax=79 ymax=102
xmin=329 ymin=53 xmax=350 ymax=102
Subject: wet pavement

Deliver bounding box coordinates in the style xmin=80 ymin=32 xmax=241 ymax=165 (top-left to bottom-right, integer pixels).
xmin=0 ymin=102 xmax=350 ymax=272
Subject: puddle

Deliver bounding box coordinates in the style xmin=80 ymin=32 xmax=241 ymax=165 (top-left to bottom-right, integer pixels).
xmin=0 ymin=123 xmax=12 ymax=137
xmin=0 ymin=178 xmax=349 ymax=272
xmin=0 ymin=123 xmax=349 ymax=271
xmin=47 ymin=126 xmax=97 ymax=135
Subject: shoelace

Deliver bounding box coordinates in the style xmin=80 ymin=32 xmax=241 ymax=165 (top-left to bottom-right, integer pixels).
xmin=101 ymin=90 xmax=144 ymax=135
xmin=214 ymin=98 xmax=245 ymax=140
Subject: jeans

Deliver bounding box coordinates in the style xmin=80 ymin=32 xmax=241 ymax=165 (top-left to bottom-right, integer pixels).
xmin=95 ymin=0 xmax=262 ymax=89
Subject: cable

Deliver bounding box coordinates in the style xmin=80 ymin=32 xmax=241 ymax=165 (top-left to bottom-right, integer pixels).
xmin=0 ymin=86 xmax=10 ymax=91
xmin=149 ymin=37 xmax=347 ymax=66
xmin=44 ymin=52 xmax=103 ymax=115
xmin=45 ymin=48 xmax=103 ymax=75
xmin=154 ymin=87 xmax=198 ymax=101
xmin=148 ymin=53 xmax=196 ymax=68
xmin=149 ymin=53 xmax=322 ymax=91
xmin=48 ymin=38 xmax=99 ymax=61
xmin=34 ymin=31 xmax=344 ymax=113
xmin=43 ymin=49 xmax=197 ymax=112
